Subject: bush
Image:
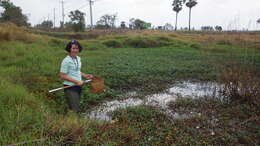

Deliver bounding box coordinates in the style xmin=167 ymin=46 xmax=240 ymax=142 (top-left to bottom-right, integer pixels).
xmin=102 ymin=39 xmax=123 ymax=48
xmin=124 ymin=37 xmax=159 ymax=48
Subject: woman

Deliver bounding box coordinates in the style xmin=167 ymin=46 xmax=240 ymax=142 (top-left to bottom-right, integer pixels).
xmin=59 ymin=40 xmax=93 ymax=113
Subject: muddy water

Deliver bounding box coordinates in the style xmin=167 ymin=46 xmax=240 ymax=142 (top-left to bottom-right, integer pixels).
xmin=85 ymin=81 xmax=222 ymax=121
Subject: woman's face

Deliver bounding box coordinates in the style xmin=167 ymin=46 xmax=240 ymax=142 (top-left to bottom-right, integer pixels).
xmin=70 ymin=44 xmax=79 ymax=57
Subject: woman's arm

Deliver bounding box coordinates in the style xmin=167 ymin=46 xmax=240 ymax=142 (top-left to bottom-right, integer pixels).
xmin=59 ymin=72 xmax=84 ymax=86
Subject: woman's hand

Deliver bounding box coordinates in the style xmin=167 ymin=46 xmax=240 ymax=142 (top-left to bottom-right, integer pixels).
xmin=85 ymin=74 xmax=94 ymax=79
xmin=81 ymin=73 xmax=94 ymax=80
xmin=75 ymin=80 xmax=84 ymax=86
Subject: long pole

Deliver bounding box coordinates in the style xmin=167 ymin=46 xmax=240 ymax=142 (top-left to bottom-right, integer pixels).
xmin=49 ymin=80 xmax=92 ymax=93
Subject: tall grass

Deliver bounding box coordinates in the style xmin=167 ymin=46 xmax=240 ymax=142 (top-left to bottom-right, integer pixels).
xmin=219 ymin=63 xmax=260 ymax=103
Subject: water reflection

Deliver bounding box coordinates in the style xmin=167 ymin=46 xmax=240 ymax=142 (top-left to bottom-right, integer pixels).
xmin=86 ymin=81 xmax=222 ymax=121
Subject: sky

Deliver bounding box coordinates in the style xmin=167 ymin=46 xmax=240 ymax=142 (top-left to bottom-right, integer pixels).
xmin=5 ymin=0 xmax=260 ymax=30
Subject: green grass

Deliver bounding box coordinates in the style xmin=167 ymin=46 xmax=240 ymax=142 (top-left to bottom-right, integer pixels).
xmin=0 ymin=35 xmax=222 ymax=107
xmin=0 ymin=77 xmax=48 ymax=145
xmin=0 ymin=26 xmax=259 ymax=145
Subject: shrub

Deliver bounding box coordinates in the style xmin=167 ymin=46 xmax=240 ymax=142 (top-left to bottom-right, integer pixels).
xmin=102 ymin=39 xmax=123 ymax=48
xmin=124 ymin=37 xmax=159 ymax=48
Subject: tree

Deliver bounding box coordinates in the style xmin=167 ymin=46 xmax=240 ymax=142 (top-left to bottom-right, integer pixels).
xmin=129 ymin=18 xmax=135 ymax=29
xmin=186 ymin=0 xmax=198 ymax=31
xmin=157 ymin=26 xmax=163 ymax=30
xmin=134 ymin=19 xmax=146 ymax=29
xmin=35 ymin=20 xmax=53 ymax=30
xmin=96 ymin=14 xmax=117 ymax=29
xmin=129 ymin=18 xmax=151 ymax=30
xmin=201 ymin=26 xmax=213 ymax=31
xmin=215 ymin=25 xmax=222 ymax=31
xmin=120 ymin=21 xmax=126 ymax=29
xmin=0 ymin=0 xmax=29 ymax=26
xmin=172 ymin=0 xmax=186 ymax=31
xmin=68 ymin=10 xmax=85 ymax=32
xmin=164 ymin=23 xmax=174 ymax=30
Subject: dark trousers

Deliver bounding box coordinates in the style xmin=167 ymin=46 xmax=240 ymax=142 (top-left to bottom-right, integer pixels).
xmin=64 ymin=85 xmax=82 ymax=113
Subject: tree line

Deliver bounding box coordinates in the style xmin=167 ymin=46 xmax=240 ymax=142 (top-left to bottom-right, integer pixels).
xmin=0 ymin=0 xmax=30 ymax=26
xmin=1 ymin=0 xmax=260 ymax=32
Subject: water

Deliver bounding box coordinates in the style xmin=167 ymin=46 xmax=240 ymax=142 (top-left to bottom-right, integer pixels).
xmin=85 ymin=81 xmax=222 ymax=121
xmin=87 ymin=98 xmax=143 ymax=121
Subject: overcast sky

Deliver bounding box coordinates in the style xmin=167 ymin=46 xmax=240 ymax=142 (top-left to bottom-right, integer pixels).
xmin=7 ymin=0 xmax=260 ymax=30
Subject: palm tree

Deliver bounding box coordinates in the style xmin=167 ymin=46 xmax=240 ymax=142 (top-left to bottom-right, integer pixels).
xmin=172 ymin=0 xmax=186 ymax=31
xmin=186 ymin=0 xmax=198 ymax=31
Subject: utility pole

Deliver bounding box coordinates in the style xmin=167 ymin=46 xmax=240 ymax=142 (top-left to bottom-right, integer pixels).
xmin=53 ymin=8 xmax=56 ymax=29
xmin=61 ymin=0 xmax=65 ymax=28
xmin=88 ymin=0 xmax=94 ymax=29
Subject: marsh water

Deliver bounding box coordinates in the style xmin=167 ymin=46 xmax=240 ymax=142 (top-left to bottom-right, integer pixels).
xmin=85 ymin=81 xmax=222 ymax=121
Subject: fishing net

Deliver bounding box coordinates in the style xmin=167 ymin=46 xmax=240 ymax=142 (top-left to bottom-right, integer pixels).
xmin=90 ymin=77 xmax=105 ymax=94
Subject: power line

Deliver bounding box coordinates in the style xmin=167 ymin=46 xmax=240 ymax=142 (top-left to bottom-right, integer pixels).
xmin=63 ymin=2 xmax=90 ymax=28
xmin=56 ymin=0 xmax=102 ymax=27
xmin=64 ymin=3 xmax=89 ymax=15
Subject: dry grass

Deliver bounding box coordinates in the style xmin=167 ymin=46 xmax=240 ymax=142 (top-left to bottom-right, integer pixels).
xmin=46 ymin=112 xmax=92 ymax=144
xmin=88 ymin=29 xmax=178 ymax=35
xmin=219 ymin=63 xmax=260 ymax=103
xmin=0 ymin=22 xmax=41 ymax=42
xmin=176 ymin=31 xmax=260 ymax=50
